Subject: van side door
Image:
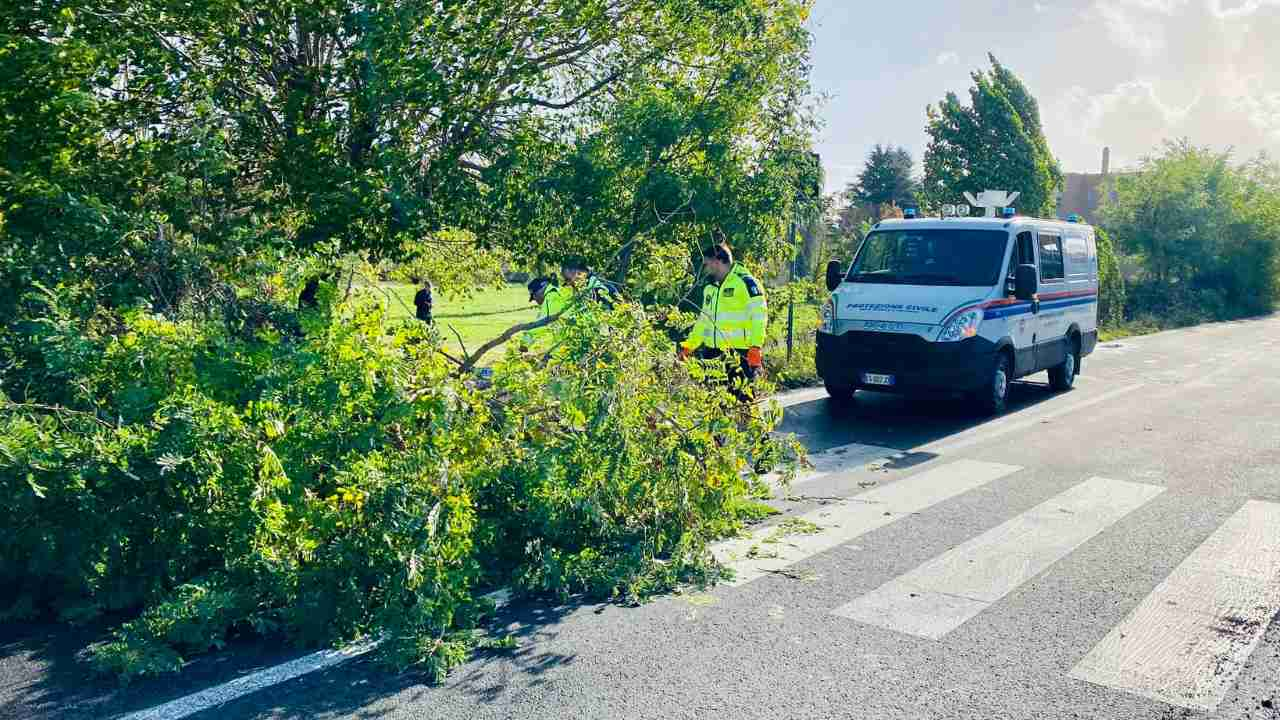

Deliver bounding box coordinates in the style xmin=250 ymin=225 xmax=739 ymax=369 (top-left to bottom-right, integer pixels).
xmin=1005 ymin=230 xmax=1038 ymax=376
xmin=1062 ymin=231 xmax=1098 ymax=341
xmin=1035 ymin=231 xmax=1068 ymax=371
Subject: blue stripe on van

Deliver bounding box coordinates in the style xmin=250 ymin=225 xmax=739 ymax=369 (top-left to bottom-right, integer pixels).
xmin=981 ymin=296 xmax=1097 ymax=319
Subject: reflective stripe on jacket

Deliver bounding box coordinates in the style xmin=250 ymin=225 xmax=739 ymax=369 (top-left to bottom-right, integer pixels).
xmin=681 ymin=263 xmax=767 ymax=352
xmin=583 ymin=274 xmax=617 ymax=308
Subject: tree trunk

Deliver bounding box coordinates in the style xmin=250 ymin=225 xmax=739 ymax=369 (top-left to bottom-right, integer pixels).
xmin=614 ymin=242 xmax=636 ymax=285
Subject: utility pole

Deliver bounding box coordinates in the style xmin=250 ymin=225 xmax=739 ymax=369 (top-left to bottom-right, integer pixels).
xmin=786 ymin=216 xmax=797 ymax=362
xmin=785 ymin=151 xmax=821 ymax=364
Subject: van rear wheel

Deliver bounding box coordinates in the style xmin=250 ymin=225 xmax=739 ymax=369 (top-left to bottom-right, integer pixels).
xmin=825 ymin=382 xmax=856 ymax=405
xmin=1049 ymin=337 xmax=1080 ymax=392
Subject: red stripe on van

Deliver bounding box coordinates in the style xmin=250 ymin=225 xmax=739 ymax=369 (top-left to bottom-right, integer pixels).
xmin=981 ymin=298 xmax=1023 ymax=309
xmin=1038 ymin=289 xmax=1098 ymax=301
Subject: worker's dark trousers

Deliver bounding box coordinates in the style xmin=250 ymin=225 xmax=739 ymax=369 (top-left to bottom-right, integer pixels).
xmin=694 ymin=348 xmax=758 ymax=402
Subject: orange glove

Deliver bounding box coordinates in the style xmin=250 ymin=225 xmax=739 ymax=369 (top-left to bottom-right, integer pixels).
xmin=677 ymin=345 xmax=691 ymax=361
xmin=746 ymin=346 xmax=763 ymax=368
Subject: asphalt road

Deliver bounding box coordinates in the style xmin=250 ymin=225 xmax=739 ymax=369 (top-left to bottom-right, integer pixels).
xmin=5 ymin=316 xmax=1280 ymax=720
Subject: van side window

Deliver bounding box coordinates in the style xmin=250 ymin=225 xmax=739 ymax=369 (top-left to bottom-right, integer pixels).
xmin=1038 ymin=234 xmax=1065 ymax=282
xmin=1006 ymin=231 xmax=1036 ymax=294
xmin=1010 ymin=231 xmax=1035 ymax=277
xmin=1062 ymin=236 xmax=1089 ymax=276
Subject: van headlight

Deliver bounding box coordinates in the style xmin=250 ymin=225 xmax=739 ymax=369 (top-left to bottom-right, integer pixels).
xmin=820 ymin=298 xmax=835 ymax=333
xmin=938 ymin=308 xmax=982 ymax=342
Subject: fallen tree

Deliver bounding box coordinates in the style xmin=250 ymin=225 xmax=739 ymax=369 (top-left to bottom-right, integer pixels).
xmin=0 ymin=288 xmax=800 ymax=683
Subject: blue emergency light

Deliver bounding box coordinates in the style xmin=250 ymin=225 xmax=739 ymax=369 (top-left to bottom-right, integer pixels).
xmin=1001 ymin=207 xmax=1016 ymax=218
xmin=903 ymin=208 xmax=918 ymax=219
xmin=1067 ymin=213 xmax=1081 ymax=223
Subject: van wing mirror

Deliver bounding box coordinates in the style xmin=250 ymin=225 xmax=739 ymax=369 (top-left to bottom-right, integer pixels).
xmin=825 ymin=260 xmax=844 ymax=292
xmin=1014 ymin=264 xmax=1038 ymax=300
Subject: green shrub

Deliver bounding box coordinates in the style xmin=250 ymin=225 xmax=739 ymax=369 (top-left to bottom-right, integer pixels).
xmin=762 ymin=280 xmax=823 ymax=388
xmin=1095 ymin=228 xmax=1126 ymax=328
xmin=1100 ymin=141 xmax=1280 ymax=326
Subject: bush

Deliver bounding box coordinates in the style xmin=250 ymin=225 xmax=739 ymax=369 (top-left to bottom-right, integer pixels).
xmin=1 ymin=284 xmax=800 ymax=683
xmin=1100 ymin=141 xmax=1280 ymax=328
xmin=1095 ymin=228 xmax=1126 ymax=328
xmin=1123 ymin=281 xmax=1230 ymax=328
xmin=762 ymin=280 xmax=823 ymax=388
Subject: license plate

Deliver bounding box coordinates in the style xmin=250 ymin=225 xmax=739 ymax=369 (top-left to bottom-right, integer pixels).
xmin=863 ymin=373 xmax=895 ymax=387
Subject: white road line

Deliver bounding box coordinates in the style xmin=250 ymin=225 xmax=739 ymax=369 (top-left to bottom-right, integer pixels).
xmin=832 ymin=477 xmax=1164 ymax=640
xmin=119 ymin=640 xmax=381 ymax=720
xmin=1070 ymin=500 xmax=1280 ymax=711
xmin=918 ymin=383 xmax=1145 ymax=456
xmin=771 ymin=387 xmax=828 ymax=409
xmin=120 ymin=590 xmax=511 ymax=720
xmin=768 ymin=442 xmax=900 ymax=489
xmin=712 ymin=460 xmax=1022 ymax=587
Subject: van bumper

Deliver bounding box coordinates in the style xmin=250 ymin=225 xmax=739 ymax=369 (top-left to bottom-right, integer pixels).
xmin=816 ymin=330 xmax=997 ymax=394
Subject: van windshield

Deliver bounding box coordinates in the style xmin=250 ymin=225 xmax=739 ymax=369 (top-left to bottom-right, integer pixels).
xmin=846 ymin=229 xmax=1009 ymax=286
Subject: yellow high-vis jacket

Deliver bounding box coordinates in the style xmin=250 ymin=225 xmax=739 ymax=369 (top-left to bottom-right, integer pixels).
xmin=524 ymin=285 xmax=573 ymax=343
xmin=682 ymin=263 xmax=767 ymax=352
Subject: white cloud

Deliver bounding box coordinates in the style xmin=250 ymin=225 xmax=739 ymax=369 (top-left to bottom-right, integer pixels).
xmin=935 ymin=51 xmax=959 ymax=66
xmin=1045 ymin=0 xmax=1280 ymax=170
xmin=1050 ymin=76 xmax=1280 ymax=170
xmin=1218 ymin=74 xmax=1280 ymax=143
xmin=1092 ymin=1 xmax=1177 ymax=58
xmin=1209 ymin=0 xmax=1280 ymax=18
xmin=1050 ymin=81 xmax=1199 ymax=168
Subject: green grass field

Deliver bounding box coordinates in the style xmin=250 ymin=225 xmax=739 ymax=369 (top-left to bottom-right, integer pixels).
xmin=377 ymin=282 xmax=537 ymax=357
xmin=375 ymin=281 xmax=825 ymax=381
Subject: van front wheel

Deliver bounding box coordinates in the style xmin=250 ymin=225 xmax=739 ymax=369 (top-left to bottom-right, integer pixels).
xmin=825 ymin=382 xmax=856 ymax=405
xmin=1049 ymin=337 xmax=1079 ymax=392
xmin=975 ymin=353 xmax=1011 ymax=416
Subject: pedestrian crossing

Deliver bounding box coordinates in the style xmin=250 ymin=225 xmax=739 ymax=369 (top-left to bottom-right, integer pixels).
xmin=713 ymin=460 xmax=1022 ymax=586
xmin=712 ymin=459 xmax=1280 ymax=713
xmin=832 ymin=477 xmax=1165 ymax=639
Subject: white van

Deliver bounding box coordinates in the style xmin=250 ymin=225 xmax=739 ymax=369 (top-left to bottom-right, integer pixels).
xmin=817 ymin=207 xmax=1099 ymax=414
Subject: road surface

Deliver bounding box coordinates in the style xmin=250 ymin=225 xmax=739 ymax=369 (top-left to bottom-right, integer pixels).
xmin=4 ymin=316 xmax=1279 ymax=720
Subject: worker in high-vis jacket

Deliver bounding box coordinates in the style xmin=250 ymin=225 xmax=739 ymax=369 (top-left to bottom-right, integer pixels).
xmin=678 ymin=242 xmax=767 ymax=399
xmin=523 ymin=275 xmax=570 ymax=344
xmin=560 ymin=256 xmax=618 ymax=309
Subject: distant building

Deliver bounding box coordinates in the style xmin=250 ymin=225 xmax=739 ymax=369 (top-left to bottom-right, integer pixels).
xmin=1057 ymin=147 xmax=1120 ymax=224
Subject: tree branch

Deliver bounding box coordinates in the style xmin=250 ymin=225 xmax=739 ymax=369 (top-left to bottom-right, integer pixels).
xmin=3 ymin=401 xmax=116 ymax=429
xmin=448 ymin=324 xmax=471 ymax=360
xmin=503 ymin=66 xmax=628 ymax=111
xmin=458 ymin=313 xmax=562 ymax=373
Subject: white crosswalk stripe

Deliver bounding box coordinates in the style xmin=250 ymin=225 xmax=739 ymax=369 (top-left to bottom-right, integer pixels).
xmin=831 ymin=477 xmax=1165 ymax=639
xmin=712 ymin=459 xmax=1022 ymax=587
xmin=770 ymin=441 xmax=900 ymax=489
xmin=1069 ymin=500 xmax=1280 ymax=711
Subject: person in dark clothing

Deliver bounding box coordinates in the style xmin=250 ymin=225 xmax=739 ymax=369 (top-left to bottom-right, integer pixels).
xmin=560 ymin=257 xmax=618 ymax=309
xmin=298 ymin=277 xmax=321 ymax=310
xmin=414 ymin=280 xmax=434 ymax=324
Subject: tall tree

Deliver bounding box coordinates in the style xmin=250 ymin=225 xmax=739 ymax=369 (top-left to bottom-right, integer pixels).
xmin=1 ymin=0 xmax=816 ymax=312
xmin=485 ymin=5 xmax=817 ymax=285
xmin=921 ymin=54 xmax=1062 ymax=217
xmin=847 ymin=144 xmax=916 ymax=210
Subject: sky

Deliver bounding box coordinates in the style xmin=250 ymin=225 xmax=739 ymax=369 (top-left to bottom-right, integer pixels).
xmin=807 ymin=0 xmax=1280 ymax=194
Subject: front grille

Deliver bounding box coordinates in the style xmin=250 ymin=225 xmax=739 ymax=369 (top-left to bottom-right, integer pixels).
xmin=833 ymin=330 xmax=929 ymax=372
